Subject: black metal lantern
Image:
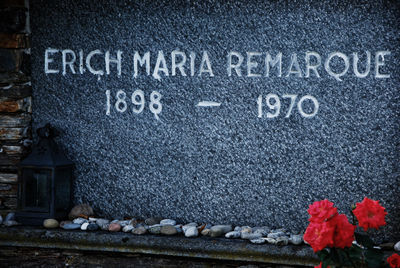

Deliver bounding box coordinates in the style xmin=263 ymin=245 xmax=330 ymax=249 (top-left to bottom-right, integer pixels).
xmin=16 ymin=124 xmax=74 ymax=225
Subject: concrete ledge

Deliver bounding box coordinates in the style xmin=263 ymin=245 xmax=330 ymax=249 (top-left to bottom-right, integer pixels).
xmin=0 ymin=226 xmax=319 ymax=266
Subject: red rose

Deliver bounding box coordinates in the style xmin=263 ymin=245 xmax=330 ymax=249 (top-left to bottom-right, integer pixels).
xmin=353 ymin=197 xmax=387 ymax=231
xmin=308 ymin=200 xmax=338 ymax=223
xmin=387 ymin=253 xmax=400 ymax=268
xmin=304 ymin=221 xmax=335 ymax=252
xmin=331 ymin=214 xmax=356 ymax=248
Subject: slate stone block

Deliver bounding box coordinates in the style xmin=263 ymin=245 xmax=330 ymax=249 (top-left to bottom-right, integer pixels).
xmin=30 ymin=0 xmax=400 ymax=242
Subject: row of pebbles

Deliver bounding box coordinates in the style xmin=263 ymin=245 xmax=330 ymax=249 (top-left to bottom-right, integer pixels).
xmin=42 ymin=216 xmax=304 ymax=246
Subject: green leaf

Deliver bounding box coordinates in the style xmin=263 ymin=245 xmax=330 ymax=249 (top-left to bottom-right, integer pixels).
xmin=355 ymin=232 xmax=375 ymax=248
xmin=365 ymin=248 xmax=384 ymax=268
xmin=346 ymin=245 xmax=363 ymax=263
xmin=316 ymin=249 xmax=330 ymax=262
xmin=321 ymin=261 xmax=330 ymax=268
xmin=336 ymin=248 xmax=352 ymax=266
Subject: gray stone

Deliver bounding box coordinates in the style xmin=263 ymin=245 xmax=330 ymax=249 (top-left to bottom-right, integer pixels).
xmin=250 ymin=238 xmax=266 ymax=244
xmin=160 ymin=219 xmax=176 ymax=226
xmin=95 ymin=219 xmax=109 ymax=226
xmin=210 ymin=225 xmax=233 ymax=237
xmin=68 ymin=204 xmax=93 ymax=220
xmin=86 ymin=223 xmax=99 ymax=231
xmin=0 ymin=215 xmax=2 ymax=225
xmin=201 ymin=229 xmax=210 ymax=236
xmin=289 ymin=234 xmax=303 ymax=245
xmin=122 ymin=225 xmax=134 ymax=233
xmin=43 ymin=219 xmax=59 ymax=229
xmin=118 ymin=220 xmax=131 ymax=227
xmin=81 ymin=222 xmax=89 ymax=230
xmin=3 ymin=220 xmax=19 ymax=227
xmin=276 ymin=237 xmax=289 ymax=246
xmin=160 ymin=225 xmax=178 ymax=236
xmin=148 ymin=224 xmax=162 ymax=234
xmin=225 ymin=231 xmax=241 ymax=239
xmin=265 ymin=238 xmax=277 ymax=245
xmin=267 ymin=232 xmax=286 ymax=239
xmin=62 ymin=223 xmax=81 ymax=230
xmin=31 ymin=0 xmax=400 ymax=242
xmin=394 ymin=241 xmax=400 ymax=251
xmin=73 ymin=217 xmax=88 ymax=225
xmin=241 ymin=232 xmax=262 ymax=240
xmin=175 ymin=226 xmax=183 ymax=234
xmin=182 ymin=223 xmax=198 ymax=233
xmin=145 ymin=217 xmax=161 ymax=226
xmin=132 ymin=226 xmax=147 ymax=235
xmin=234 ymin=226 xmax=242 ymax=232
xmin=100 ymin=223 xmax=110 ymax=231
xmin=184 ymin=226 xmax=199 ymax=238
xmin=4 ymin=212 xmax=15 ymax=222
xmin=253 ymin=227 xmax=270 ymax=236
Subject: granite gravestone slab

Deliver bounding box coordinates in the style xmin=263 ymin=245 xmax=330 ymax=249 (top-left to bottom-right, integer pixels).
xmin=31 ymin=0 xmax=400 ymax=240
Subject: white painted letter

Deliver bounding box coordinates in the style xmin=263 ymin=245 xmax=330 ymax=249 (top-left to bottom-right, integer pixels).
xmin=199 ymin=51 xmax=214 ymax=77
xmin=305 ymin=52 xmax=321 ymax=78
xmin=265 ymin=52 xmax=282 ymax=77
xmin=227 ymin=51 xmax=243 ymax=77
xmin=44 ymin=48 xmax=59 ymax=74
xmin=286 ymin=53 xmax=302 ymax=77
xmin=352 ymin=51 xmax=371 ymax=78
xmin=133 ymin=51 xmax=150 ymax=78
xmin=105 ymin=50 xmax=122 ymax=76
xmin=153 ymin=51 xmax=169 ymax=80
xmin=79 ymin=50 xmax=85 ymax=74
xmin=375 ymin=51 xmax=390 ymax=78
xmin=189 ymin=52 xmax=196 ymax=76
xmin=324 ymin=52 xmax=349 ymax=81
xmin=62 ymin=49 xmax=76 ymax=75
xmin=86 ymin=49 xmax=104 ymax=76
xmin=247 ymin=52 xmax=261 ymax=77
xmin=171 ymin=50 xmax=187 ymax=76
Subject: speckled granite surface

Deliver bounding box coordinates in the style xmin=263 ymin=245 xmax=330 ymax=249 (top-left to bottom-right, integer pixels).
xmin=31 ymin=0 xmax=400 ymax=240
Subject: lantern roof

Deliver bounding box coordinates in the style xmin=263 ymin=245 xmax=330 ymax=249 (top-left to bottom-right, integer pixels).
xmin=19 ymin=124 xmax=74 ymax=167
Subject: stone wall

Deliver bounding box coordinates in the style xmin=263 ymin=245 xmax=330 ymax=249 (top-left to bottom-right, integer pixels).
xmin=0 ymin=0 xmax=32 ymax=215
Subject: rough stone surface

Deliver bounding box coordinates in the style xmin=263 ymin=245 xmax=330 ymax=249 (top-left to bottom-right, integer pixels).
xmin=31 ymin=0 xmax=400 ymax=241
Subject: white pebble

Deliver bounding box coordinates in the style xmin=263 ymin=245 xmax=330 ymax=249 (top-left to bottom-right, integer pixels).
xmin=395 ymin=241 xmax=400 ymax=251
xmin=81 ymin=222 xmax=89 ymax=230
xmin=184 ymin=226 xmax=199 ymax=238
xmin=160 ymin=219 xmax=176 ymax=226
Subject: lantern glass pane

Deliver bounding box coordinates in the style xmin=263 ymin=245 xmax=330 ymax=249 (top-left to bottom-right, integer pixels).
xmin=55 ymin=168 xmax=72 ymax=211
xmin=23 ymin=169 xmax=51 ymax=210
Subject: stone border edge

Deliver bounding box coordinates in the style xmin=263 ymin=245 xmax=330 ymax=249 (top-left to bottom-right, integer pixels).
xmin=0 ymin=226 xmax=319 ymax=266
